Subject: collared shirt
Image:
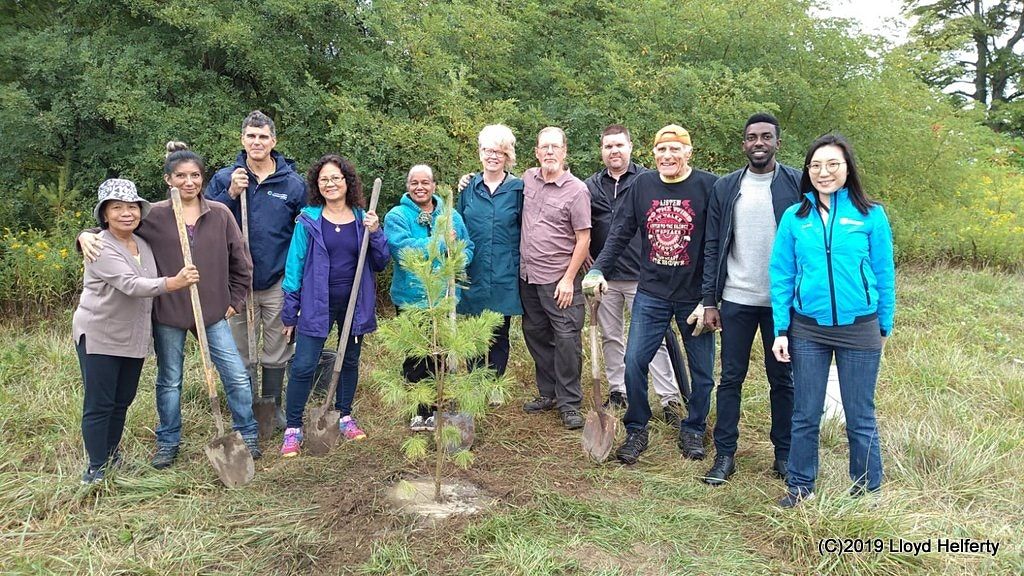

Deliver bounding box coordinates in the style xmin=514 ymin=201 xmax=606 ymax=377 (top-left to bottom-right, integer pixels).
xmin=519 ymin=167 xmax=591 ymax=285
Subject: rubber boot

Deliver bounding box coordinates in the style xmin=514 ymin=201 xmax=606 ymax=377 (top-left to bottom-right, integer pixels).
xmin=262 ymin=366 xmax=288 ymax=431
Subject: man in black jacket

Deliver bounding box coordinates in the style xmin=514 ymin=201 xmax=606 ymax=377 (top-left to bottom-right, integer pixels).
xmin=584 ymin=125 xmax=682 ymax=423
xmin=700 ymin=113 xmax=801 ymax=485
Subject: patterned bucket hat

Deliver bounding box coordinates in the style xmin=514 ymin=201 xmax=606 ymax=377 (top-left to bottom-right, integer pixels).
xmin=93 ymin=178 xmax=152 ymax=224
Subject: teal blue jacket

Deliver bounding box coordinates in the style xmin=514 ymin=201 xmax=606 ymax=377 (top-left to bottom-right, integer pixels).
xmin=456 ymin=173 xmax=524 ymax=316
xmin=769 ymin=189 xmax=895 ymax=337
xmin=383 ymin=193 xmax=474 ymax=308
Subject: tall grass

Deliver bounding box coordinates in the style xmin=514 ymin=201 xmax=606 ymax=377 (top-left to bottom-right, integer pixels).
xmin=0 ymin=266 xmax=1021 ymax=575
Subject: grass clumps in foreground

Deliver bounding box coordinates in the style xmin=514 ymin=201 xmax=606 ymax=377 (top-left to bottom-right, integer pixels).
xmin=0 ymin=265 xmax=1022 ymax=575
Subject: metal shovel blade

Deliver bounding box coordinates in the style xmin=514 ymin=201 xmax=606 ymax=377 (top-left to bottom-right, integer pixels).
xmin=253 ymin=396 xmax=277 ymax=442
xmin=582 ymin=410 xmax=617 ymax=463
xmin=204 ymin=431 xmax=255 ymax=488
xmin=303 ymin=405 xmax=341 ymax=456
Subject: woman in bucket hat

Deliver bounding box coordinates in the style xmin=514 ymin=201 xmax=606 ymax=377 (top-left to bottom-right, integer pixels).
xmin=72 ymin=178 xmax=200 ymax=484
xmin=78 ymin=142 xmax=261 ymax=470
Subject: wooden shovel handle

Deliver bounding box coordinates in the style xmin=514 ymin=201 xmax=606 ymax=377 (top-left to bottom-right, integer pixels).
xmin=322 ymin=178 xmax=382 ymax=408
xmin=587 ymin=293 xmax=603 ymax=408
xmin=239 ymin=190 xmax=259 ymax=371
xmin=170 ymin=187 xmax=226 ymax=436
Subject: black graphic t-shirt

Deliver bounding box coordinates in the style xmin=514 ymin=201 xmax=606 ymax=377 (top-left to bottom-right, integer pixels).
xmin=593 ymin=169 xmax=718 ymax=302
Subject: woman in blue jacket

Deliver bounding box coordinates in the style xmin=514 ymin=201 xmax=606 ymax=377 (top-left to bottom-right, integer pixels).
xmin=769 ymin=133 xmax=895 ymax=508
xmin=384 ymin=164 xmax=474 ymax=431
xmin=456 ymin=124 xmax=524 ymax=381
xmin=279 ymin=154 xmax=390 ymax=456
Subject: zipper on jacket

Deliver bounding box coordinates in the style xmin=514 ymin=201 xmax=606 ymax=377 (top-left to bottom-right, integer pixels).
xmin=859 ymin=258 xmax=871 ymax=305
xmin=821 ymin=194 xmax=839 ymax=325
xmin=715 ymin=189 xmax=741 ymax=300
xmin=795 ymin=273 xmax=803 ymax=309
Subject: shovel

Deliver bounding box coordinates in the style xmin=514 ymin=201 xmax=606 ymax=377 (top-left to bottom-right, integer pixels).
xmin=170 ymin=187 xmax=255 ymax=488
xmin=304 ymin=178 xmax=382 ymax=456
xmin=240 ymin=188 xmax=277 ymax=441
xmin=581 ymin=292 xmax=617 ymax=463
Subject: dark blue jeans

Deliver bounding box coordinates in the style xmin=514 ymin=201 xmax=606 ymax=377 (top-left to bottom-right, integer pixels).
xmin=713 ymin=300 xmax=793 ymax=460
xmin=788 ymin=336 xmax=883 ymax=495
xmin=623 ymin=292 xmax=715 ymax=432
xmin=285 ymin=304 xmax=362 ymax=428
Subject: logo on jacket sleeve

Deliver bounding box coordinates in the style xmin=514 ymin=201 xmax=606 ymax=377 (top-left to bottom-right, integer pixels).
xmin=645 ymin=199 xmax=694 ymax=266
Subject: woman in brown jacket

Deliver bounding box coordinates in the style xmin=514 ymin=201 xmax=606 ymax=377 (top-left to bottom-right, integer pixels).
xmin=80 ymin=142 xmax=261 ymax=470
xmin=73 ymin=179 xmax=199 ymax=484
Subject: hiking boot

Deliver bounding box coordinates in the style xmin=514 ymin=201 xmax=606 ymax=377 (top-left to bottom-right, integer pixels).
xmin=778 ymin=490 xmax=815 ymax=509
xmin=678 ymin=431 xmax=706 ymax=460
xmin=81 ymin=466 xmax=106 ymax=485
xmin=339 ymin=416 xmax=367 ymax=441
xmin=560 ymin=410 xmax=584 ymax=430
xmin=663 ymin=401 xmax=682 ymax=429
xmin=701 ymin=454 xmax=736 ymax=486
xmin=604 ymin=391 xmax=627 ymax=409
xmin=243 ymin=436 xmax=262 ymax=460
xmin=423 ymin=415 xmax=437 ymax=432
xmin=523 ymin=396 xmax=557 ymax=413
xmin=281 ymin=427 xmax=303 ymax=458
xmin=616 ymin=428 xmax=650 ymax=465
xmin=772 ymin=459 xmax=788 ymax=481
xmin=151 ymin=445 xmax=179 ymax=470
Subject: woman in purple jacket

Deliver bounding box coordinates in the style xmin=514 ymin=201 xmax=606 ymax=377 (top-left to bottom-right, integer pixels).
xmin=280 ymin=154 xmax=390 ymax=457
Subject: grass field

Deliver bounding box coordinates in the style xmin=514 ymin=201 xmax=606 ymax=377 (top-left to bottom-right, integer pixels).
xmin=1 ymin=266 xmax=1021 ymax=575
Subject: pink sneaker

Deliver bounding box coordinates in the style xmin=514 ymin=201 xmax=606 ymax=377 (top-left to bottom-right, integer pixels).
xmin=281 ymin=427 xmax=302 ymax=457
xmin=339 ymin=416 xmax=367 ymax=440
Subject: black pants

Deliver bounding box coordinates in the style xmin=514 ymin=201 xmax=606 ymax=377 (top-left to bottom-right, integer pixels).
xmin=712 ymin=300 xmax=794 ymax=460
xmin=76 ymin=336 xmax=144 ymax=469
xmin=469 ymin=314 xmax=512 ymax=377
xmin=398 ymin=307 xmax=443 ymax=418
xmin=519 ymin=278 xmax=585 ymax=412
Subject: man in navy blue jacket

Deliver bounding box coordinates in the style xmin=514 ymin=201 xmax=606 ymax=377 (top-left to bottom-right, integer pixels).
xmin=699 ymin=113 xmax=801 ymax=485
xmin=207 ymin=110 xmax=306 ymax=423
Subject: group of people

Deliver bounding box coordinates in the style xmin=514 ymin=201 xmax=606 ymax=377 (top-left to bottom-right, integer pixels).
xmin=71 ymin=110 xmax=894 ymax=509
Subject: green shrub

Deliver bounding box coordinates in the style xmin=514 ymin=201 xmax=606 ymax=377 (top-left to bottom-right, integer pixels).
xmin=0 ymin=212 xmax=91 ymax=315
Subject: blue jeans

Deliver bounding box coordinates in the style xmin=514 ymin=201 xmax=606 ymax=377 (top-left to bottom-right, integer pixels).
xmin=713 ymin=301 xmax=793 ymax=460
xmin=153 ymin=320 xmax=258 ymax=447
xmin=285 ymin=317 xmax=362 ymax=429
xmin=787 ymin=336 xmax=883 ymax=495
xmin=623 ymin=292 xmax=715 ymax=432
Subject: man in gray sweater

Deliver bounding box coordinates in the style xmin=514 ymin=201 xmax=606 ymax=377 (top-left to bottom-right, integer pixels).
xmin=700 ymin=113 xmax=801 ymax=485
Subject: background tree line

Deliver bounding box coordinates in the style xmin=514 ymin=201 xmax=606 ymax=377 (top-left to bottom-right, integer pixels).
xmin=1 ymin=0 xmax=1021 ymax=312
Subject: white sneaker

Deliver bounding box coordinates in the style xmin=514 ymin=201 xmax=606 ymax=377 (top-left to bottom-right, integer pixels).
xmin=423 ymin=415 xmax=436 ymax=432
xmin=409 ymin=415 xmax=427 ymax=431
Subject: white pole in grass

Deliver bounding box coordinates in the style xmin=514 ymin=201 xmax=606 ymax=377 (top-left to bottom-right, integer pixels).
xmin=823 ymin=364 xmax=846 ymax=424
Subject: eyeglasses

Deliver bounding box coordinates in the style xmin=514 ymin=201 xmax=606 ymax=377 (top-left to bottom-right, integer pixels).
xmin=537 ymin=144 xmax=563 ymax=152
xmin=480 ymin=148 xmax=505 ymax=158
xmin=807 ymin=161 xmax=846 ymax=174
xmin=318 ymin=175 xmax=345 ymax=186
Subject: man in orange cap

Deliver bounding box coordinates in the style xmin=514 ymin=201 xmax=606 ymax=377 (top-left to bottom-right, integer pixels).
xmin=584 ymin=124 xmax=718 ymax=465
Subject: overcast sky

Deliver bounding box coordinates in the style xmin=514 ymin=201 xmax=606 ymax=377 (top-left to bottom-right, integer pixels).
xmin=816 ymin=0 xmax=911 ymax=44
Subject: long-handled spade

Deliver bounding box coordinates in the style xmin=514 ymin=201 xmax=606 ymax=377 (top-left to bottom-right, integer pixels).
xmin=304 ymin=178 xmax=382 ymax=456
xmin=240 ymin=189 xmax=277 ymax=441
xmin=581 ymin=292 xmax=617 ymax=463
xmin=170 ymin=187 xmax=255 ymax=488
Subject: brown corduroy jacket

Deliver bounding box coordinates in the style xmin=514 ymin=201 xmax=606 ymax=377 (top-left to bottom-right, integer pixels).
xmin=140 ymin=196 xmax=252 ymax=330
xmin=86 ymin=195 xmax=252 ymax=330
